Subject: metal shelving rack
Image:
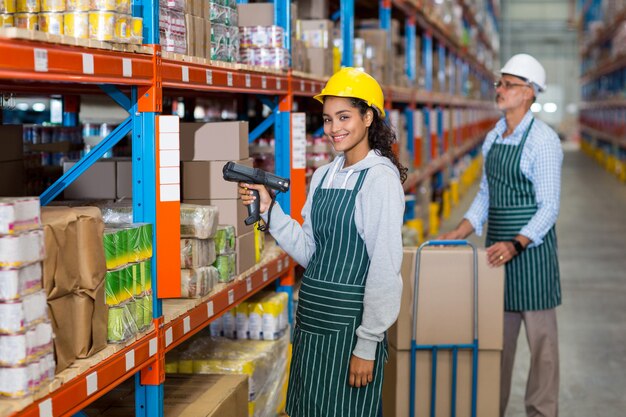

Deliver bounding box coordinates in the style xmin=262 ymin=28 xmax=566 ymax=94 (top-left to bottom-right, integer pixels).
xmin=0 ymin=0 xmax=499 ymax=415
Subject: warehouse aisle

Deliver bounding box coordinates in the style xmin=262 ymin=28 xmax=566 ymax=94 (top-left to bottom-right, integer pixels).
xmin=439 ymin=147 xmax=626 ymax=416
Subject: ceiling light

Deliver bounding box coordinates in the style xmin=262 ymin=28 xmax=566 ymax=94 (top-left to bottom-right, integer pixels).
xmin=15 ymin=102 xmax=29 ymax=111
xmin=530 ymin=103 xmax=542 ymax=113
xmin=543 ymin=103 xmax=557 ymax=113
xmin=31 ymin=102 xmax=46 ymax=112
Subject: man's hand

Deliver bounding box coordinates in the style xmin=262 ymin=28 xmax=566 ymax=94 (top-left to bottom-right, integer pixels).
xmin=349 ymin=355 xmax=374 ymax=388
xmin=437 ymin=219 xmax=474 ymax=241
xmin=486 ymin=241 xmax=517 ymax=267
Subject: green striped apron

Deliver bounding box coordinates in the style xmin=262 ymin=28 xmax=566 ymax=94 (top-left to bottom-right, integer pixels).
xmin=286 ymin=168 xmax=387 ymax=417
xmin=485 ymin=119 xmax=561 ymax=311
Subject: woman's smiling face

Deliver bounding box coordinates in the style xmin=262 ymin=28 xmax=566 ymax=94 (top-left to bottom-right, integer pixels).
xmin=322 ymin=96 xmax=372 ymax=156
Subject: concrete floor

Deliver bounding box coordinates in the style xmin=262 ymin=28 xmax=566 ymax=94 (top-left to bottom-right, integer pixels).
xmin=439 ymin=147 xmax=626 ymax=417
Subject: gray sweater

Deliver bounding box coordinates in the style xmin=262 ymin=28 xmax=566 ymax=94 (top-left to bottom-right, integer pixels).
xmin=261 ymin=150 xmax=404 ymax=360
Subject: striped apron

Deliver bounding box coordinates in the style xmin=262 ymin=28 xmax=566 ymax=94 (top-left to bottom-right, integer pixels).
xmin=286 ymin=168 xmax=387 ymax=417
xmin=485 ymin=119 xmax=561 ymax=311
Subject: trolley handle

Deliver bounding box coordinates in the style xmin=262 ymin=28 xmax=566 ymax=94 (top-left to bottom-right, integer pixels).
xmin=424 ymin=240 xmax=469 ymax=247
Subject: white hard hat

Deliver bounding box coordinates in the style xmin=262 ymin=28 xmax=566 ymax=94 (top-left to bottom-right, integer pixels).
xmin=500 ymin=54 xmax=546 ymax=93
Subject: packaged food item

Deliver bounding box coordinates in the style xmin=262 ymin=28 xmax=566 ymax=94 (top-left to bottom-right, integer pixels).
xmin=41 ymin=0 xmax=64 ymax=12
xmin=180 ymin=238 xmax=216 ymax=268
xmin=88 ymin=10 xmax=115 ymax=41
xmin=239 ymin=25 xmax=284 ymax=48
xmin=15 ymin=0 xmax=38 ymax=12
xmin=131 ymin=260 xmax=152 ymax=296
xmin=130 ymin=15 xmax=141 ymax=43
xmin=14 ymin=12 xmax=38 ymax=29
xmin=0 ymin=263 xmax=42 ymax=302
xmin=64 ymin=11 xmax=88 ymax=37
xmin=0 ymin=198 xmax=40 ymax=236
xmin=89 ymin=0 xmax=113 ymax=10
xmin=114 ymin=0 xmax=126 ymax=13
xmin=180 ymin=204 xmax=218 ymax=239
xmin=38 ymin=12 xmax=64 ymax=34
xmin=0 ymin=353 xmax=55 ymax=397
xmin=214 ymin=225 xmax=235 ymax=255
xmin=0 ymin=229 xmax=44 ymax=269
xmin=0 ymin=13 xmax=14 ymax=27
xmin=107 ymin=304 xmax=138 ymax=343
xmin=103 ymin=228 xmax=122 ymax=269
xmin=180 ymin=266 xmax=218 ymax=298
xmin=0 ymin=291 xmax=48 ymax=334
xmin=213 ymin=253 xmax=236 ymax=283
xmin=114 ymin=12 xmax=128 ymax=41
xmin=239 ymin=47 xmax=289 ymax=70
xmin=0 ymin=0 xmax=16 ymax=13
xmin=0 ymin=321 xmax=53 ymax=366
xmin=65 ymin=0 xmax=88 ymax=11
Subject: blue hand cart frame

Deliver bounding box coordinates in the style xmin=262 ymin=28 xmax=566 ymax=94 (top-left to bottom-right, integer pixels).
xmin=409 ymin=240 xmax=479 ymax=417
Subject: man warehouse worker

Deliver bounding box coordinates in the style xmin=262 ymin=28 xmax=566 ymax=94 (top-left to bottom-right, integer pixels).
xmin=440 ymin=53 xmax=563 ymax=417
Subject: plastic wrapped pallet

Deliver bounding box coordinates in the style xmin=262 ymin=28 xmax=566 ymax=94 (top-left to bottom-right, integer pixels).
xmin=0 ymin=229 xmax=45 ymax=268
xmin=214 ymin=225 xmax=235 ymax=255
xmin=180 ymin=204 xmax=219 ymax=239
xmin=180 ymin=266 xmax=218 ymax=298
xmin=0 ymin=262 xmax=43 ymax=301
xmin=0 ymin=352 xmax=55 ymax=398
xmin=104 ymin=224 xmax=153 ymax=269
xmin=0 ymin=197 xmax=41 ymax=235
xmin=181 ymin=238 xmax=216 ymax=268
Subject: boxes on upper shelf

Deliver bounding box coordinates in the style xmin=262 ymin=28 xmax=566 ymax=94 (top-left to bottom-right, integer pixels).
xmin=63 ymin=159 xmax=133 ymax=200
xmin=237 ymin=3 xmax=275 ymax=27
xmin=180 ymin=121 xmax=249 ymax=161
xmin=182 ymin=158 xmax=253 ymax=200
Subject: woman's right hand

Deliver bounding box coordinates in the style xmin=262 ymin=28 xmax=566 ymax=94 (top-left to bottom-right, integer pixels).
xmin=238 ymin=182 xmax=273 ymax=214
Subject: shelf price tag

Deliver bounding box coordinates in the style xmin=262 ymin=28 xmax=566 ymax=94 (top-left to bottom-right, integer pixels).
xmin=301 ymin=80 xmax=305 ymax=91
xmin=245 ymin=74 xmax=251 ymax=88
xmin=311 ymin=83 xmax=316 ymax=93
xmin=182 ymin=66 xmax=189 ymax=82
xmin=246 ymin=277 xmax=252 ymax=293
xmin=86 ymin=372 xmax=98 ymax=396
xmin=207 ymin=301 xmax=214 ymax=318
xmin=34 ymin=49 xmax=48 ymax=72
xmin=82 ymin=53 xmax=94 ymax=75
xmin=277 ymin=258 xmax=283 ymax=272
xmin=263 ymin=268 xmax=268 ymax=282
xmin=262 ymin=76 xmax=267 ymax=89
xmin=228 ymin=289 xmax=235 ymax=305
xmin=277 ymin=78 xmax=281 ymax=89
xmin=38 ymin=399 xmax=53 ymax=417
xmin=122 ymin=58 xmax=132 ymax=78
xmin=206 ymin=69 xmax=213 ymax=85
xmin=183 ymin=316 xmax=191 ymax=334
xmin=227 ymin=72 xmax=233 ymax=86
xmin=125 ymin=350 xmax=135 ymax=371
xmin=165 ymin=328 xmax=173 ymax=347
xmin=149 ymin=338 xmax=158 ymax=357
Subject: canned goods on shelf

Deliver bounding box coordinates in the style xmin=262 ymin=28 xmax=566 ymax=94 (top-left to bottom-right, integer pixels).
xmin=64 ymin=11 xmax=88 ymax=37
xmin=89 ymin=0 xmax=114 ymax=11
xmin=239 ymin=26 xmax=284 ymax=48
xmin=88 ymin=10 xmax=114 ymax=41
xmin=41 ymin=0 xmax=64 ymax=12
xmin=14 ymin=12 xmax=37 ymax=29
xmin=0 ymin=13 xmax=13 ymax=26
xmin=114 ymin=0 xmax=127 ymax=13
xmin=114 ymin=13 xmax=128 ymax=42
xmin=239 ymin=47 xmax=289 ymax=70
xmin=39 ymin=11 xmax=63 ymax=33
xmin=130 ymin=16 xmax=142 ymax=43
xmin=16 ymin=0 xmax=39 ymax=12
xmin=65 ymin=0 xmax=88 ymax=11
xmin=0 ymin=0 xmax=15 ymax=14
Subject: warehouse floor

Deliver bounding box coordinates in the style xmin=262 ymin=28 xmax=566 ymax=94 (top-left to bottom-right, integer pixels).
xmin=439 ymin=145 xmax=626 ymax=416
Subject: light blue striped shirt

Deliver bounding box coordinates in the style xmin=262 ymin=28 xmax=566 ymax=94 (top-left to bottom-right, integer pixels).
xmin=464 ymin=111 xmax=563 ymax=247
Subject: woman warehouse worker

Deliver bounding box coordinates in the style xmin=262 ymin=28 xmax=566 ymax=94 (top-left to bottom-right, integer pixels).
xmin=239 ymin=67 xmax=406 ymax=416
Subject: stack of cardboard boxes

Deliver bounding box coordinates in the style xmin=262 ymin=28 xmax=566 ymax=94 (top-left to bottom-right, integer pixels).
xmin=0 ymin=126 xmax=24 ymax=197
xmin=180 ymin=121 xmax=256 ymax=277
xmin=183 ymin=0 xmax=211 ymax=59
xmin=383 ymin=247 xmax=504 ymax=417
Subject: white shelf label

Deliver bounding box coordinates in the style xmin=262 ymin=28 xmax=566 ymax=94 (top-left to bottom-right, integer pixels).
xmin=300 ymin=80 xmax=305 ymax=91
xmin=277 ymin=78 xmax=281 ymax=89
xmin=159 ymin=132 xmax=179 ymax=150
xmin=149 ymin=338 xmax=158 ymax=357
xmin=82 ymin=53 xmax=94 ymax=75
xmin=311 ymin=83 xmax=315 ymax=93
xmin=207 ymin=301 xmax=214 ymax=318
xmin=159 ymin=167 xmax=179 ymax=184
xmin=159 ymin=184 xmax=180 ymax=202
xmin=262 ymin=76 xmax=267 ymax=89
xmin=34 ymin=49 xmax=48 ymax=72
xmin=291 ymin=112 xmax=307 ymax=169
xmin=165 ymin=328 xmax=173 ymax=347
xmin=277 ymin=258 xmax=283 ymax=272
xmin=262 ymin=268 xmax=268 ymax=282
xmin=245 ymin=74 xmax=251 ymax=87
xmin=125 ymin=350 xmax=135 ymax=371
xmin=182 ymin=66 xmax=189 ymax=82
xmin=228 ymin=289 xmax=235 ymax=305
xmin=38 ymin=399 xmax=52 ymax=417
xmin=122 ymin=58 xmax=132 ymax=77
xmin=227 ymin=72 xmax=233 ymax=86
xmin=183 ymin=316 xmax=191 ymax=334
xmin=206 ymin=69 xmax=213 ymax=84
xmin=86 ymin=372 xmax=98 ymax=396
xmin=246 ymin=277 xmax=252 ymax=293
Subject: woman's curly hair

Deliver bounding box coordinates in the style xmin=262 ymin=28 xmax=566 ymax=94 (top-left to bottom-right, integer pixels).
xmin=351 ymin=98 xmax=408 ymax=183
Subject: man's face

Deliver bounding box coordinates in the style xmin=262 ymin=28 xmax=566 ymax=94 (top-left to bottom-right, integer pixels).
xmin=494 ymin=74 xmax=534 ymax=113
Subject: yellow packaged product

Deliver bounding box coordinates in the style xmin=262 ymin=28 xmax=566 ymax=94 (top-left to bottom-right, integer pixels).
xmin=113 ymin=12 xmax=128 ymax=42
xmin=88 ymin=10 xmax=114 ymax=41
xmin=14 ymin=12 xmax=37 ymax=29
xmin=41 ymin=0 xmax=64 ymax=11
xmin=0 ymin=0 xmax=15 ymax=13
xmin=39 ymin=12 xmax=63 ymax=34
xmin=65 ymin=0 xmax=88 ymax=11
xmin=130 ymin=15 xmax=141 ymax=43
xmin=114 ymin=0 xmax=127 ymax=13
xmin=15 ymin=0 xmax=38 ymax=12
xmin=64 ymin=11 xmax=88 ymax=38
xmin=89 ymin=0 xmax=114 ymax=10
xmin=0 ymin=13 xmax=14 ymax=26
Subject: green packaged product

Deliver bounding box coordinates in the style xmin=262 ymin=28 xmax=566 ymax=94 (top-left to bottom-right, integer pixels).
xmin=105 ymin=269 xmax=121 ymax=306
xmin=143 ymin=294 xmax=153 ymax=328
xmin=118 ymin=265 xmax=133 ymax=303
xmin=142 ymin=259 xmax=152 ymax=294
xmin=126 ymin=226 xmax=141 ymax=263
xmin=127 ymin=299 xmax=137 ymax=329
xmin=103 ymin=229 xmax=120 ymax=270
xmin=214 ymin=253 xmax=236 ymax=283
xmin=214 ymin=225 xmax=235 ymax=255
xmin=108 ymin=306 xmax=130 ymax=343
xmin=138 ymin=223 xmax=153 ymax=261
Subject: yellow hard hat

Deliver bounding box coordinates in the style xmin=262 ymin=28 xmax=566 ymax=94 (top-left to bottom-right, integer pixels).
xmin=314 ymin=67 xmax=386 ymax=118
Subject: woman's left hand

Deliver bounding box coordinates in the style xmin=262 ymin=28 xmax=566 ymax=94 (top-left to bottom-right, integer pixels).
xmin=349 ymin=355 xmax=374 ymax=388
xmin=486 ymin=241 xmax=517 ymax=267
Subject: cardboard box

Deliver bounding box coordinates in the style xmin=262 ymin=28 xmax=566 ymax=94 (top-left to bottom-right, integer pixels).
xmin=237 ymin=3 xmax=274 ymax=27
xmin=296 ymin=0 xmax=328 ymax=19
xmin=194 ymin=16 xmax=205 ymax=58
xmin=204 ymin=20 xmax=211 ymax=58
xmin=180 ymin=121 xmax=249 ymax=161
xmin=182 ymin=158 xmax=252 ymax=200
xmin=387 ymin=247 xmax=504 ymax=351
xmin=236 ymin=231 xmax=256 ymax=275
xmin=183 ymin=198 xmax=253 ymax=237
xmin=185 ymin=14 xmax=195 ymax=56
xmin=63 ymin=160 xmax=117 ymax=200
xmin=0 ymin=160 xmax=24 ymax=197
xmin=202 ymin=0 xmax=210 ymax=19
xmin=298 ymin=19 xmax=333 ymax=48
xmin=192 ymin=0 xmax=201 ymax=17
xmin=383 ymin=346 xmax=501 ymax=417
xmin=116 ymin=159 xmax=132 ymax=199
xmin=0 ymin=125 xmax=23 ymax=162
xmin=306 ymin=47 xmax=333 ymax=77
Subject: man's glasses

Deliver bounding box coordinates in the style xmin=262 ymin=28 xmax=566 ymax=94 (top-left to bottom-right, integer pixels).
xmin=493 ymin=80 xmax=531 ymax=90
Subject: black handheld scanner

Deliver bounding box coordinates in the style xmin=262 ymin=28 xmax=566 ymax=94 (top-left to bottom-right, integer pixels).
xmin=222 ymin=161 xmax=290 ymax=226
